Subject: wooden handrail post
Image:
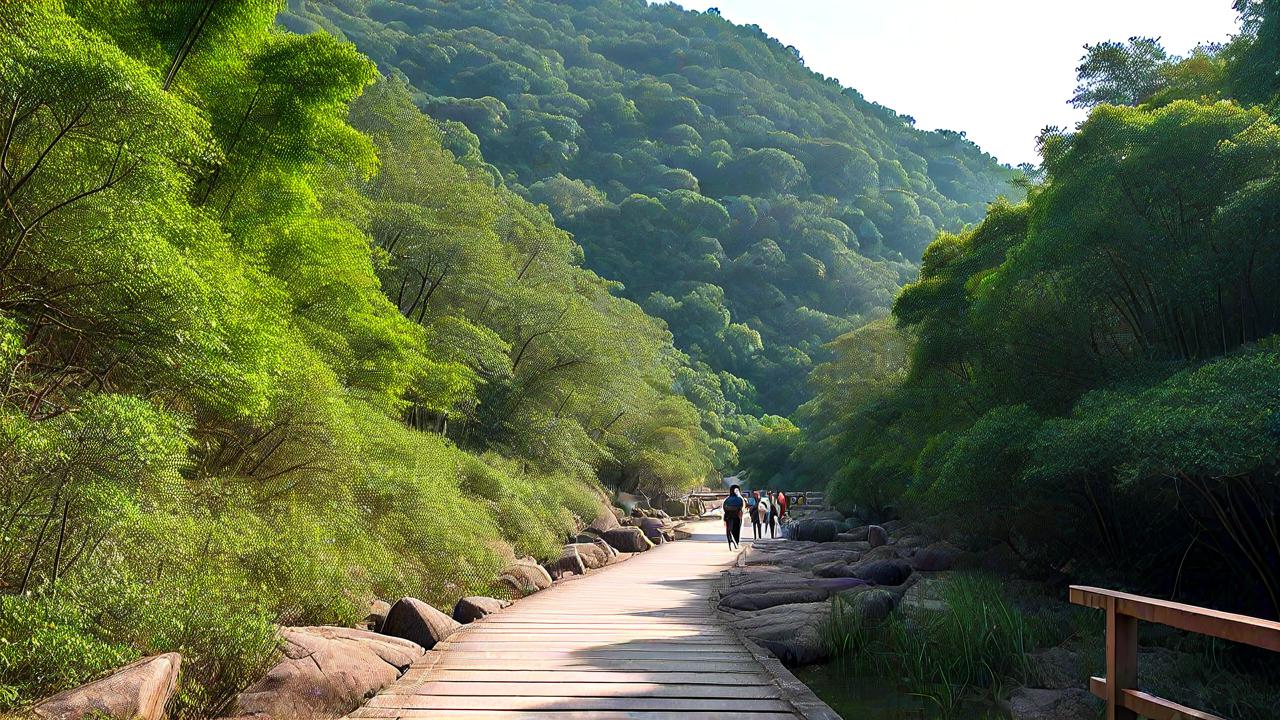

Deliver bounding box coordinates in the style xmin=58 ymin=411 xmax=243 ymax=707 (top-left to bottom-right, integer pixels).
xmin=1106 ymin=595 xmax=1139 ymax=720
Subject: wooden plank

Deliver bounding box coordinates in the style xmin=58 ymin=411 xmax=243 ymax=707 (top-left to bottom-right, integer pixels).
xmin=363 ymin=696 xmax=795 ymax=712
xmin=1089 ymin=677 xmax=1226 ymax=720
xmin=1071 ymin=586 xmax=1280 ymax=652
xmin=429 ymin=658 xmax=764 ymax=673
xmin=354 ymin=520 xmax=807 ymax=719
xmin=1105 ymin=596 xmax=1138 ymax=720
xmin=345 ymin=707 xmax=798 ymax=712
xmin=400 ymin=670 xmax=771 ymax=684
xmin=367 ymin=682 xmax=780 ymax=700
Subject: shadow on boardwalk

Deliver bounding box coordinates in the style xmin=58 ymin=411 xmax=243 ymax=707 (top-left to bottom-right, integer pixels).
xmin=346 ymin=520 xmax=831 ymax=719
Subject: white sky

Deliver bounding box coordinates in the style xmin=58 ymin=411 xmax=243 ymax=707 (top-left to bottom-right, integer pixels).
xmin=665 ymin=1 xmax=1243 ymax=166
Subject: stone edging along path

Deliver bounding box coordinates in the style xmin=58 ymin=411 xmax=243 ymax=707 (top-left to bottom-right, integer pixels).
xmin=347 ymin=519 xmax=839 ymax=720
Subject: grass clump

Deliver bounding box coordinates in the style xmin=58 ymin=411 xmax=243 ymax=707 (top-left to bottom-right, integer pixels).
xmin=827 ymin=573 xmax=1049 ymax=716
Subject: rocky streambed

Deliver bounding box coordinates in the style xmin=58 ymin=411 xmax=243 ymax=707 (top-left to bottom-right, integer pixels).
xmin=716 ymin=508 xmax=1103 ymax=720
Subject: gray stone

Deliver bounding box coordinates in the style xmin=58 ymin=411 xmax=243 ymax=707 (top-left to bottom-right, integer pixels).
xmin=452 ymin=596 xmax=510 ymax=624
xmin=498 ymin=561 xmax=553 ymax=595
xmin=850 ymin=558 xmax=913 ymax=586
xmin=381 ymin=597 xmax=461 ymax=650
xmin=543 ymin=546 xmax=588 ymax=579
xmin=362 ymin=599 xmax=391 ymax=632
xmin=867 ymin=524 xmax=888 ymax=548
xmin=912 ymin=541 xmax=963 ymax=571
xmin=843 ymin=525 xmax=871 ymax=542
xmin=729 ymin=601 xmax=832 ymax=666
xmin=719 ymin=586 xmax=831 ymax=611
xmin=782 ymin=518 xmax=839 ymax=542
xmin=232 ymin=627 xmax=422 ymax=719
xmin=601 ymin=526 xmax=654 ymax=553
xmin=1027 ymin=646 xmax=1085 ymax=690
xmin=588 ymin=508 xmax=622 ymax=533
xmin=1006 ymin=687 xmax=1100 ymax=720
xmin=33 ymin=653 xmax=181 ymax=720
xmin=846 ymin=588 xmax=898 ymax=621
xmin=567 ymin=542 xmax=609 ymax=569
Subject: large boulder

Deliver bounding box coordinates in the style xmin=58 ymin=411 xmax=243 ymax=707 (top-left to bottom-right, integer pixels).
xmin=588 ymin=508 xmax=622 ymax=533
xmin=850 ymin=558 xmax=913 ymax=586
xmin=33 ymin=653 xmax=181 ymax=720
xmin=867 ymin=524 xmax=888 ymax=548
xmin=912 ymin=541 xmax=962 ymax=571
xmin=728 ymin=601 xmax=831 ymax=666
xmin=231 ymin=627 xmax=422 ymax=719
xmin=1006 ymin=687 xmax=1100 ymax=720
xmin=452 ymin=596 xmax=510 ymax=624
xmin=844 ymin=588 xmax=898 ymax=621
xmin=499 ymin=561 xmax=553 ymax=596
xmin=567 ymin=542 xmax=609 ymax=569
xmin=719 ymin=586 xmax=830 ymax=611
xmin=842 ymin=525 xmax=871 ymax=542
xmin=543 ymin=546 xmax=588 ymax=579
xmin=601 ymin=526 xmax=654 ymax=553
xmin=782 ymin=518 xmax=839 ymax=542
xmin=381 ymin=597 xmax=461 ymax=650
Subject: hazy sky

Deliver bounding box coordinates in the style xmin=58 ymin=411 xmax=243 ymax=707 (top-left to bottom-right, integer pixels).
xmin=665 ymin=1 xmax=1243 ymax=166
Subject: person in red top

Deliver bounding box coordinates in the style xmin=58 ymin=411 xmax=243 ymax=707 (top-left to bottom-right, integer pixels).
xmin=777 ymin=490 xmax=789 ymax=520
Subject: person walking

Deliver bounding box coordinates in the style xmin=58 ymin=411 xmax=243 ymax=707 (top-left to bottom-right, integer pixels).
xmin=747 ymin=490 xmax=762 ymax=539
xmin=778 ymin=490 xmax=789 ymax=520
xmin=766 ymin=490 xmax=780 ymax=539
xmin=722 ymin=485 xmax=745 ymax=549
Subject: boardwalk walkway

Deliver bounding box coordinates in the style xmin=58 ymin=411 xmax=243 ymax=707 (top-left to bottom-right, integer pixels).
xmin=350 ymin=520 xmax=826 ymax=719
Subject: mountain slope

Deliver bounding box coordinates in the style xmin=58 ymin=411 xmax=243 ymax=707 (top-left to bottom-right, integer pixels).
xmin=282 ymin=0 xmax=1021 ymax=415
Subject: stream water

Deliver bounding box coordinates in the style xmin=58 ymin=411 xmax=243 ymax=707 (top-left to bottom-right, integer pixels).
xmin=794 ymin=663 xmax=1006 ymax=719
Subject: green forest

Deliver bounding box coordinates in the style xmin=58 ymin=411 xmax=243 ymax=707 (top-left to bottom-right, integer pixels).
xmin=3 ymin=0 xmax=1280 ymax=715
xmin=279 ymin=0 xmax=1021 ymax=429
xmin=801 ymin=4 xmax=1280 ymax=620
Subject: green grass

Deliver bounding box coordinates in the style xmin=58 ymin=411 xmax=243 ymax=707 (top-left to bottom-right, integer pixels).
xmin=825 ymin=573 xmax=1050 ymax=717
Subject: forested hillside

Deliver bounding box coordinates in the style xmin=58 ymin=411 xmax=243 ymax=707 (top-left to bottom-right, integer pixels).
xmin=0 ymin=1 xmax=723 ymax=712
xmin=278 ymin=0 xmax=1021 ymax=418
xmin=799 ymin=1 xmax=1280 ymax=622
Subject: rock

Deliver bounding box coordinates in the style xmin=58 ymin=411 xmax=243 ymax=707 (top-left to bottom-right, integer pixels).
xmin=1006 ymin=687 xmax=1100 ymax=720
xmin=912 ymin=541 xmax=962 ymax=571
xmin=499 ymin=561 xmax=554 ymax=596
xmin=381 ymin=597 xmax=461 ymax=650
xmin=843 ymin=525 xmax=871 ymax=542
xmin=867 ymin=524 xmax=888 ymax=548
xmin=858 ymin=545 xmax=901 ymax=563
xmin=729 ymin=601 xmax=831 ymax=666
xmin=653 ymin=496 xmax=687 ymax=518
xmin=452 ymin=596 xmax=510 ymax=624
xmin=33 ymin=653 xmax=181 ymax=720
xmin=850 ymin=558 xmax=913 ymax=586
xmin=719 ymin=586 xmax=831 ymax=611
xmin=672 ymin=524 xmax=693 ymax=541
xmin=362 ymin=599 xmax=391 ymax=632
xmin=782 ymin=518 xmax=839 ymax=542
xmin=601 ymin=526 xmax=654 ymax=553
xmin=567 ymin=542 xmax=609 ymax=569
xmin=231 ymin=627 xmax=422 ymax=719
xmin=589 ymin=508 xmax=621 ymax=533
xmin=638 ymin=517 xmax=666 ymax=542
xmin=846 ymin=588 xmax=898 ymax=621
xmin=1027 ymin=646 xmax=1085 ymax=690
xmin=543 ymin=546 xmax=588 ymax=580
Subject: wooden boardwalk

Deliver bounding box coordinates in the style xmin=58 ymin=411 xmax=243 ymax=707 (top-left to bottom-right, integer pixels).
xmin=349 ymin=520 xmax=818 ymax=719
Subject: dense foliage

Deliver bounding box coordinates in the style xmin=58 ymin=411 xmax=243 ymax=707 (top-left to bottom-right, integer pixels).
xmin=278 ymin=0 xmax=1020 ymax=421
xmin=0 ymin=0 xmax=724 ymax=712
xmin=809 ymin=3 xmax=1280 ymax=619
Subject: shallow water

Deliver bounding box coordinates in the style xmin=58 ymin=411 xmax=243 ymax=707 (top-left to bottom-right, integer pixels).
xmin=794 ymin=663 xmax=1005 ymax=719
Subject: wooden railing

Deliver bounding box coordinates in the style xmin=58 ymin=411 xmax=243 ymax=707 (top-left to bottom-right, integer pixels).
xmin=1070 ymin=585 xmax=1280 ymax=720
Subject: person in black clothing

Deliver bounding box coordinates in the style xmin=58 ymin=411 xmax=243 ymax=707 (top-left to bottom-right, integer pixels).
xmin=747 ymin=490 xmax=762 ymax=539
xmin=722 ymin=485 xmax=745 ymax=549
